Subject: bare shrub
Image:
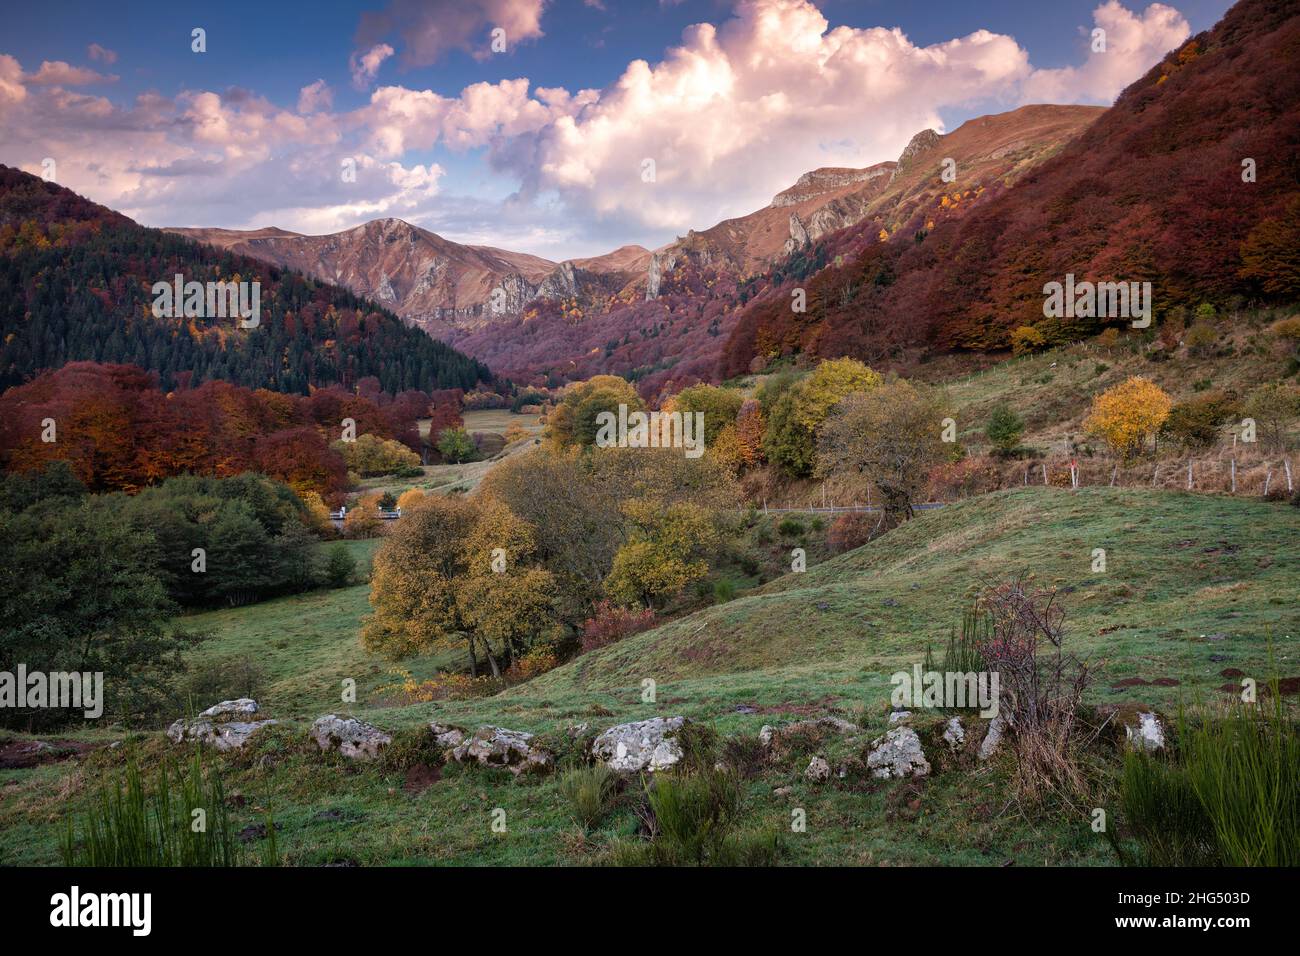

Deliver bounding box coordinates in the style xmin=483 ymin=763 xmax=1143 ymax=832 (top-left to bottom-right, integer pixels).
xmin=975 ymin=574 xmax=1096 ymax=804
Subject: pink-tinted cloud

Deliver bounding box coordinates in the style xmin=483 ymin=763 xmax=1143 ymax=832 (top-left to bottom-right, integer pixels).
xmin=26 ymin=60 xmax=116 ymax=86
xmin=350 ymin=43 xmax=395 ymax=90
xmin=0 ymin=1 xmax=1191 ymax=259
xmin=355 ymin=0 xmax=546 ymax=66
xmin=298 ymin=79 xmax=333 ymax=114
xmin=87 ymin=43 xmax=118 ymax=65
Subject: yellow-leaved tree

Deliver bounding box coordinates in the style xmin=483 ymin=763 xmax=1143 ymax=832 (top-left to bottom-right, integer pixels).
xmin=604 ymin=497 xmax=719 ymax=608
xmin=762 ymin=357 xmax=883 ymax=476
xmin=362 ymin=494 xmax=559 ymax=677
xmin=544 ymin=375 xmax=643 ymax=450
xmin=1084 ymin=376 xmax=1173 ymax=458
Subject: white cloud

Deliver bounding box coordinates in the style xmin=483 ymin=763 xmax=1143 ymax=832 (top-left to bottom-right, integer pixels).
xmin=0 ymin=1 xmax=1191 ymax=257
xmin=1022 ymin=1 xmax=1189 ymax=103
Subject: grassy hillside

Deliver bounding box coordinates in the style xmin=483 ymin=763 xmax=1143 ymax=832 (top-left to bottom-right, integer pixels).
xmin=2 ymin=487 xmax=1294 ymax=867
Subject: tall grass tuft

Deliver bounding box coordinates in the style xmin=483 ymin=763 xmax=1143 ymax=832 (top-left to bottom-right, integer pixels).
xmin=1111 ymin=690 xmax=1299 ymax=867
xmin=558 ymin=764 xmax=618 ymax=830
xmin=60 ymin=751 xmax=268 ymax=867
xmin=1182 ymin=690 xmax=1299 ymax=866
xmin=610 ymin=768 xmax=780 ymax=866
xmin=923 ymin=606 xmax=990 ymax=712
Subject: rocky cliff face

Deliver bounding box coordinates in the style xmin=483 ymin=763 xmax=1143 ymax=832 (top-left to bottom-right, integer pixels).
xmin=166 ymin=219 xmax=647 ymax=337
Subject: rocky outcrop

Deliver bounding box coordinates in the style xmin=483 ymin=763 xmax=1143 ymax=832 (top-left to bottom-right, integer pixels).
xmin=770 ymin=167 xmax=886 ymax=207
xmin=866 ymin=726 xmax=931 ymax=779
xmin=645 ymin=250 xmax=680 ymax=300
xmin=448 ymin=726 xmax=553 ymax=775
xmin=592 ymin=716 xmax=687 ymax=772
xmin=888 ymin=129 xmax=942 ymax=184
xmin=310 ymin=715 xmax=391 ymax=761
xmin=167 ymin=699 xmax=276 ymax=752
xmin=429 ymin=722 xmax=466 ymax=749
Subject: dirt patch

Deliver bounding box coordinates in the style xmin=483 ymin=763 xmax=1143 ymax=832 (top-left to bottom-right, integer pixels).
xmin=1110 ymin=677 xmax=1150 ymax=688
xmin=1219 ymin=668 xmax=1246 ymax=678
xmin=403 ymin=763 xmax=442 ymax=795
xmin=884 ymin=779 xmax=928 ymax=822
xmin=0 ymin=738 xmax=98 ymax=770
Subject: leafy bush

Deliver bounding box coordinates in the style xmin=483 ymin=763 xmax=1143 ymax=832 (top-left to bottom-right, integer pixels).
xmin=1160 ymin=390 xmax=1241 ymax=447
xmin=985 ymin=402 xmax=1025 ymax=456
xmin=324 ymin=543 xmax=356 ymax=588
xmin=777 ymin=517 xmax=805 ymax=537
xmin=504 ymin=645 xmax=558 ymax=683
xmin=1010 ymin=325 xmax=1046 ymax=355
xmin=330 ymin=433 xmax=421 ymax=477
xmin=580 ymin=600 xmax=656 ymax=653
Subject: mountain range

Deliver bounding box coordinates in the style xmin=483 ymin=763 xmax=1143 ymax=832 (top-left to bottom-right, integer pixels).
xmin=11 ymin=0 xmax=1299 ymax=401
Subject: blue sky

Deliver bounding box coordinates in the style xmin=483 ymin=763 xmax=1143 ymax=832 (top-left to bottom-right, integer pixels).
xmin=0 ymin=0 xmax=1234 ymax=259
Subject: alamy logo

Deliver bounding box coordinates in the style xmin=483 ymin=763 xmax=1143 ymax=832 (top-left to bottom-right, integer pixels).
xmin=890 ymin=664 xmax=1000 ymax=718
xmin=1043 ymin=273 xmax=1151 ymax=328
xmin=594 ymin=404 xmax=705 ymax=459
xmin=50 ymin=886 xmax=151 ymax=936
xmin=151 ymin=274 xmax=260 ymax=328
xmin=0 ymin=665 xmax=103 ymax=718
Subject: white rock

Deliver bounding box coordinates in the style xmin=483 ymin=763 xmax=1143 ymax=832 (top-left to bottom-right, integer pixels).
xmin=198 ymin=698 xmax=259 ymax=719
xmin=449 ymin=726 xmax=552 ymax=775
xmin=168 ymin=717 xmax=277 ymax=751
xmin=943 ymin=717 xmax=966 ymax=749
xmin=888 ymin=711 xmax=912 ymax=724
xmin=866 ymin=726 xmax=931 ymax=779
xmin=429 ymin=722 xmax=465 ymax=748
xmin=167 ymin=699 xmax=274 ymax=751
xmin=1125 ymin=712 xmax=1165 ymax=752
xmin=311 ymin=715 xmax=391 ymax=760
xmin=592 ymin=717 xmax=687 ymax=772
xmin=978 ymin=713 xmax=1006 ymax=761
xmin=805 ymin=756 xmax=831 ymax=782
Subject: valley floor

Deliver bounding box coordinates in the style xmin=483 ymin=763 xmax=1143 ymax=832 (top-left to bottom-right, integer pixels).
xmin=2 ymin=487 xmax=1296 ymax=866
